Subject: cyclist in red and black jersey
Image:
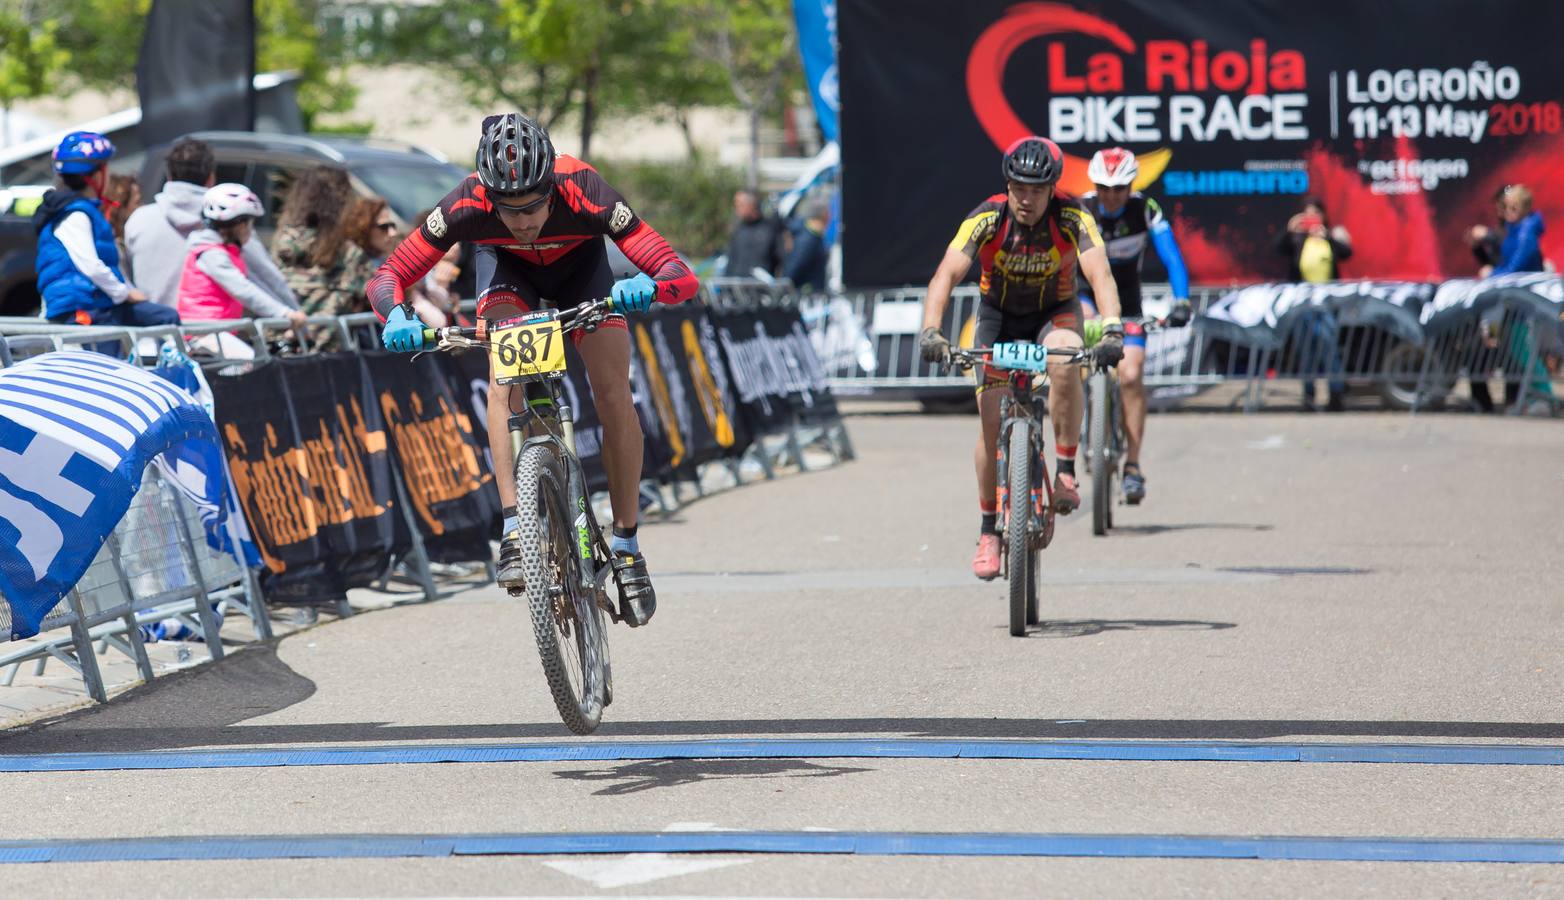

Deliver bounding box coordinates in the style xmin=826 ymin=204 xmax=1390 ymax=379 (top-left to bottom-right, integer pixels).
xmin=369 ymin=113 xmax=697 ymax=625
xmin=918 ymin=137 xmax=1125 ymax=581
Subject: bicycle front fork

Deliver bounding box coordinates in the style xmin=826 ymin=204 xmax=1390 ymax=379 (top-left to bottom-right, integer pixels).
xmin=995 ymin=422 xmax=1048 ymax=532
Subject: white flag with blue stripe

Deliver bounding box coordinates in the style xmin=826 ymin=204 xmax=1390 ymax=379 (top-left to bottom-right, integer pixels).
xmin=0 ymin=351 xmax=234 ymax=639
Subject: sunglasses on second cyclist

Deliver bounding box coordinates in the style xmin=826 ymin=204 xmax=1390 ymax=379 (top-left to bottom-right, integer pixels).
xmin=492 ymin=192 xmax=552 ymax=216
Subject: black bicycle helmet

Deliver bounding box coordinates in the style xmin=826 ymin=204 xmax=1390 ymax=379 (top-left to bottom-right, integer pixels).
xmin=476 ymin=113 xmax=555 ymax=196
xmin=1001 ymin=136 xmax=1064 ymax=185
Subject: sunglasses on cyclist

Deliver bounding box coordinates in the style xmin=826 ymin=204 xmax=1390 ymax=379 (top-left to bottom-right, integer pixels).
xmin=492 ymin=192 xmax=552 ymax=215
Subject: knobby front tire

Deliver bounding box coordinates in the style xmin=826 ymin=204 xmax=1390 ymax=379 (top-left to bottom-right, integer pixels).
xmin=515 ymin=443 xmax=606 ymax=735
xmin=1007 ymin=422 xmax=1034 ymax=637
xmin=1089 ymin=371 xmax=1113 ymax=537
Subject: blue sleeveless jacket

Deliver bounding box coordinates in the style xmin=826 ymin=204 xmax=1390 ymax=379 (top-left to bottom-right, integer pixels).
xmin=34 ymin=192 xmax=125 ymax=318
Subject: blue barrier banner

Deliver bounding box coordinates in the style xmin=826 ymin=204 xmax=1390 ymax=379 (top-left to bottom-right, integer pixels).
xmin=151 ymin=342 xmax=260 ymax=567
xmin=793 ymin=0 xmax=840 ymax=142
xmin=0 ymin=352 xmax=227 ymax=639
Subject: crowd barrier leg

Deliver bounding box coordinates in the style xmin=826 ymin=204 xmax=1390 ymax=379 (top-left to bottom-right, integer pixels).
xmin=65 ymin=592 xmax=108 ymax=704
xmin=1506 ymin=325 xmax=1545 ymax=415
xmin=830 ymin=419 xmax=857 ymax=462
xmin=162 ymin=476 xmax=225 ymax=659
xmin=642 ymin=479 xmax=678 ymax=517
xmin=748 ymin=440 xmax=778 ymax=481
xmin=1243 ymin=350 xmax=1266 ymax=413
xmin=241 ymin=566 xmax=273 ymax=640
xmin=786 ymin=418 xmax=810 ymax=473
xmin=1409 ymin=343 xmax=1439 ymax=417
xmin=101 ymin=530 xmax=156 ymax=683
xmin=722 ymin=457 xmax=745 ymax=487
xmin=390 ymin=471 xmax=439 ymax=603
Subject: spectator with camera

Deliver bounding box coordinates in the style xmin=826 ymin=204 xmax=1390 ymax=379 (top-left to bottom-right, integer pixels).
xmin=1276 ymin=197 xmax=1351 ymax=411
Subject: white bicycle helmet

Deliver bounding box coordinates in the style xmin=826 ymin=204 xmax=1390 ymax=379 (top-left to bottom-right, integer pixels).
xmin=202 ymin=183 xmax=264 ymax=223
xmin=1087 ymin=147 xmax=1139 ymax=187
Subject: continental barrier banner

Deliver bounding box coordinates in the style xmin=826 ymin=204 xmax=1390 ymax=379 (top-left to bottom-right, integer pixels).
xmin=211 ymin=356 xmax=405 ymax=606
xmin=710 ymin=306 xmax=839 ymax=432
xmin=630 ymin=302 xmax=750 ymax=473
xmin=840 ymin=0 xmax=1564 ymax=286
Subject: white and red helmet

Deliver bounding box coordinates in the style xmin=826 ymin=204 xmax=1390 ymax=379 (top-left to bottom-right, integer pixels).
xmin=202 ymin=183 xmax=264 ymax=223
xmin=1087 ymin=147 xmax=1139 ymax=188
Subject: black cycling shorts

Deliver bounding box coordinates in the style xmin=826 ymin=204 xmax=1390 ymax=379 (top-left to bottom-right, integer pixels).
xmin=973 ymin=301 xmax=1082 ymax=392
xmin=474 ymin=239 xmax=620 ymax=327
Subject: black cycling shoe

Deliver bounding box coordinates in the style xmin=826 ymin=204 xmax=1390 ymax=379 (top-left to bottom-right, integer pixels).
xmin=496 ymin=530 xmax=525 ymax=594
xmin=611 ymin=552 xmax=656 ymax=627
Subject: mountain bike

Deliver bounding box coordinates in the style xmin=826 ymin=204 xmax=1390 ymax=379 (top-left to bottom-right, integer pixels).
xmin=948 ymin=341 xmax=1094 ymax=636
xmin=1081 ymin=318 xmax=1157 ymax=536
xmin=418 ymin=297 xmax=625 ymax=734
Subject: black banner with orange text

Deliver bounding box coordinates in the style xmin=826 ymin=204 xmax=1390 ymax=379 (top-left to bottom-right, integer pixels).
xmin=363 ymin=352 xmax=500 ymax=564
xmin=840 ymin=0 xmax=1564 ymax=286
xmin=212 ymin=302 xmax=835 ymax=606
xmin=210 ymin=356 xmax=407 ymax=606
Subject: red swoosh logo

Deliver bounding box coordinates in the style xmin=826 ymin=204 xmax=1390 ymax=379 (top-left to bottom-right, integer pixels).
xmin=966 ymin=3 xmax=1137 ymax=195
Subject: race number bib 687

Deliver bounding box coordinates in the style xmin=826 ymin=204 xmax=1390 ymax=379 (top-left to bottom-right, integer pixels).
xmin=491 ymin=313 xmax=566 ymax=383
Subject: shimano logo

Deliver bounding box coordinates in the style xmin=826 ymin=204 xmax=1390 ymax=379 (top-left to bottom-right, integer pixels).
xmin=1162 ymin=170 xmax=1310 ymax=196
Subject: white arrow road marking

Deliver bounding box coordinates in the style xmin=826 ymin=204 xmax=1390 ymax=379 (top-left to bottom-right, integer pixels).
xmin=543 ymin=822 xmax=751 ymax=888
xmin=1246 ymin=434 xmax=1286 ymax=450
xmin=543 ymin=855 xmax=750 ymax=889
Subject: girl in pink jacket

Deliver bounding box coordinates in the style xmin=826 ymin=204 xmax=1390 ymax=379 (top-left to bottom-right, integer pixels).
xmin=177 ymin=183 xmax=305 ymax=327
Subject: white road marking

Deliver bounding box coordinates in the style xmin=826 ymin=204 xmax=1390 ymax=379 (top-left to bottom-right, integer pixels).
xmin=543 ymin=854 xmax=750 ymax=889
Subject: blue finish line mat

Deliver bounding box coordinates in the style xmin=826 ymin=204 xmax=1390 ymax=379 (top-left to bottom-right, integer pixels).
xmin=2 ymin=831 xmax=1563 ymax=864
xmin=2 ymin=738 xmax=1563 ymax=773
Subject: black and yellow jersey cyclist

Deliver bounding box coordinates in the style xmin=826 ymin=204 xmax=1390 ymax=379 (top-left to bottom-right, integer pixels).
xmin=918 ymin=136 xmax=1125 ymax=581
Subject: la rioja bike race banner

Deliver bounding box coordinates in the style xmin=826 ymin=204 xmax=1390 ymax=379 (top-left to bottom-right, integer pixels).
xmin=839 ymin=0 xmax=1564 ymax=286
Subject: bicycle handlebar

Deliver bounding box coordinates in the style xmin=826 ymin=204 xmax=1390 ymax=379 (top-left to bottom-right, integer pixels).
xmin=943 ymin=344 xmax=1094 ymax=374
xmin=418 ymin=296 xmax=617 ymax=348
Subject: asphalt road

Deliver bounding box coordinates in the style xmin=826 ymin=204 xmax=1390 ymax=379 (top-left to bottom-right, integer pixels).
xmin=2 ymin=407 xmax=1561 ymax=898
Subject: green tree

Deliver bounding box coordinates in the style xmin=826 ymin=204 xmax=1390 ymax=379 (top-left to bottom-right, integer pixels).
xmin=50 ymin=0 xmax=147 ymax=93
xmin=0 ymin=8 xmax=71 ymax=146
xmin=379 ymin=0 xmax=672 ymax=158
xmin=255 ymin=0 xmax=359 ymax=131
xmin=676 ymin=0 xmax=799 ymax=187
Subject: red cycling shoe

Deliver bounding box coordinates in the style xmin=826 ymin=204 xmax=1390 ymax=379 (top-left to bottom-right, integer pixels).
xmin=972 ymin=533 xmax=1001 ymax=580
xmin=1052 ymin=473 xmax=1081 ymax=514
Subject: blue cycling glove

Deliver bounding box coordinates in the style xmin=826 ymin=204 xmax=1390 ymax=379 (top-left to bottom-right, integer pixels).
xmin=611 ymin=273 xmax=658 ymax=314
xmin=382 ymin=305 xmax=427 ymax=352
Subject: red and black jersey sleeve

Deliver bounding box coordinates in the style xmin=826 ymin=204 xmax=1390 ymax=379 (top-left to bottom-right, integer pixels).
xmin=366 ymin=173 xmax=497 ymax=320
xmin=557 ymin=158 xmax=699 ymax=305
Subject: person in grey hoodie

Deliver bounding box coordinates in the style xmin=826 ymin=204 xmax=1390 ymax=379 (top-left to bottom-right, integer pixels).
xmin=125 ymin=137 xmax=297 ymax=308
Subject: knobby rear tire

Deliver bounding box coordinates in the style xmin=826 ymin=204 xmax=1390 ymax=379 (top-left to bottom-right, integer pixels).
xmin=1089 ymin=371 xmax=1112 ymax=536
xmin=1007 ymin=422 xmax=1033 ymax=637
xmin=515 ymin=443 xmax=605 ymax=735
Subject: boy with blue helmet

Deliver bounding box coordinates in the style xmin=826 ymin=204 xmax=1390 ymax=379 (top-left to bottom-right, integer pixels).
xmin=33 ymin=131 xmax=179 ymax=329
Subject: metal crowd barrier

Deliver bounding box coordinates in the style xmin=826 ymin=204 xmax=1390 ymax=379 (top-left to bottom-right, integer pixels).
xmin=0 ymin=293 xmax=859 ymax=705
xmin=0 ymin=321 xmax=276 ymax=703
xmin=710 ymin=278 xmax=1560 ymax=415
xmin=694 ymin=279 xmax=857 ymax=475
